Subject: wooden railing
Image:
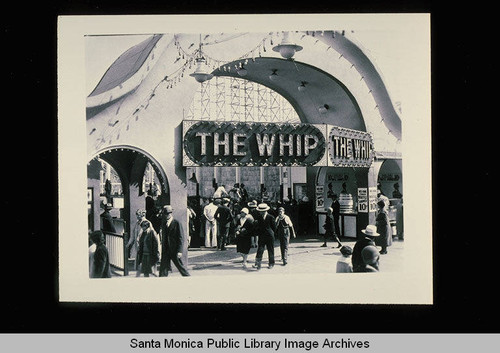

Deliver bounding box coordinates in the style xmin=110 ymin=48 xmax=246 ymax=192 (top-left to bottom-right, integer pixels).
xmin=103 ymin=231 xmax=128 ymax=276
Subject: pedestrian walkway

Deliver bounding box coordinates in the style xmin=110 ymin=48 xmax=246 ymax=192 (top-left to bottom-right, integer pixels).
xmin=121 ymin=236 xmax=404 ymax=277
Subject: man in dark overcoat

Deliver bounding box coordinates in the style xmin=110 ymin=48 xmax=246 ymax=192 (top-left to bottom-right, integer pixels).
xmin=159 ymin=205 xmax=190 ymax=277
xmin=352 ymin=225 xmax=379 ymax=272
xmin=100 ymin=203 xmax=116 ymax=233
xmin=215 ymin=198 xmax=232 ymax=250
xmin=252 ymin=203 xmax=277 ymax=270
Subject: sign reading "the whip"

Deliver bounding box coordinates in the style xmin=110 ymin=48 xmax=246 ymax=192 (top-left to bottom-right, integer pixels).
xmin=182 ymin=120 xmax=373 ymax=168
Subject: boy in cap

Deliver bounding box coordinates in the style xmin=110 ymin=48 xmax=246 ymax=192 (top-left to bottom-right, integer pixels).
xmin=336 ymin=245 xmax=353 ymax=273
xmin=275 ymin=206 xmax=295 ymax=265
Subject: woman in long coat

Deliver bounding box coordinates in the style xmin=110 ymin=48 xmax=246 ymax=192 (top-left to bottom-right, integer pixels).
xmin=137 ymin=220 xmax=160 ymax=277
xmin=235 ymin=208 xmax=254 ymax=269
xmin=375 ymin=200 xmax=392 ymax=254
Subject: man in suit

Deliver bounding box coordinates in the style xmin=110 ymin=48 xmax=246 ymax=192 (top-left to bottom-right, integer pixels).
xmin=352 ymin=224 xmax=379 ymax=272
xmin=100 ymin=203 xmax=116 ymax=233
xmin=159 ymin=205 xmax=190 ymax=277
xmin=330 ymin=194 xmax=342 ymax=247
xmin=252 ymin=203 xmax=277 ymax=270
xmin=215 ymin=198 xmax=232 ymax=251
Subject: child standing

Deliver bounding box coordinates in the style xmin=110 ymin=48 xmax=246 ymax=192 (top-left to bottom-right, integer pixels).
xmin=336 ymin=245 xmax=353 ymax=273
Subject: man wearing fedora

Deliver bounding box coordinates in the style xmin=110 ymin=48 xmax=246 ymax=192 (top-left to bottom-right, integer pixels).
xmin=252 ymin=203 xmax=277 ymax=270
xmin=352 ymin=224 xmax=379 ymax=273
xmin=100 ymin=203 xmax=116 ymax=233
xmin=215 ymin=198 xmax=232 ymax=251
xmin=159 ymin=205 xmax=190 ymax=277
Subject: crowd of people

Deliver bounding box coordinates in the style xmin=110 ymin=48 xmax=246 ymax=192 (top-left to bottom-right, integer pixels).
xmin=193 ymin=191 xmax=299 ymax=270
xmin=90 ymin=204 xmax=191 ymax=278
xmin=89 ymin=182 xmax=397 ymax=278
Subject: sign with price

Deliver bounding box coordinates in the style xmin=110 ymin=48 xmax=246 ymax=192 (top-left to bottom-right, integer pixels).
xmin=357 ymin=188 xmax=368 ymax=213
xmin=369 ymin=186 xmax=378 ymax=212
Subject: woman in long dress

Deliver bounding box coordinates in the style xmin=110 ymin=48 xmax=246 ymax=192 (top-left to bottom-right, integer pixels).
xmin=235 ymin=208 xmax=254 ymax=269
xmin=375 ymin=200 xmax=392 ymax=254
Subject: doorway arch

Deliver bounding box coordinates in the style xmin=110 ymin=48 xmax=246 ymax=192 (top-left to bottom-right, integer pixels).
xmin=87 ymin=145 xmax=170 ymax=237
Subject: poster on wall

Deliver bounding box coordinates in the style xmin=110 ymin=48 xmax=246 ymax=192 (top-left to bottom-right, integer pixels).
xmin=315 ymin=184 xmax=325 ymax=211
xmin=357 ymin=187 xmax=368 ymax=213
xmin=369 ymin=186 xmax=378 ymax=213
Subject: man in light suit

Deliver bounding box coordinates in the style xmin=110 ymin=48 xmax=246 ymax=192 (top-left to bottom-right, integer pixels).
xmin=159 ymin=205 xmax=190 ymax=277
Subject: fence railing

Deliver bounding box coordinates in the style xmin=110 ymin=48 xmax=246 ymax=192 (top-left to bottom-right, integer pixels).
xmin=103 ymin=231 xmax=128 ymax=276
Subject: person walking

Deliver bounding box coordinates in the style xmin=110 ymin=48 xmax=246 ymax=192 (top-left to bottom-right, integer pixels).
xmin=252 ymin=203 xmax=277 ymax=270
xmin=137 ymin=220 xmax=160 ymax=277
xmin=375 ymin=200 xmax=392 ymax=254
xmin=275 ymin=206 xmax=295 ymax=266
xmin=352 ymin=224 xmax=379 ymax=272
xmin=321 ymin=207 xmax=342 ymax=248
xmin=100 ymin=203 xmax=116 ymax=233
xmin=235 ymin=208 xmax=254 ymax=269
xmin=159 ymin=205 xmax=190 ymax=277
xmin=336 ymin=245 xmax=353 ymax=273
xmin=127 ymin=209 xmax=147 ymax=276
xmin=377 ymin=188 xmax=390 ymax=213
xmin=89 ymin=230 xmax=111 ymax=278
xmin=215 ymin=198 xmax=232 ymax=251
xmin=247 ymin=200 xmax=259 ymax=247
xmin=203 ymin=198 xmax=218 ymax=248
xmin=331 ymin=193 xmax=341 ymax=241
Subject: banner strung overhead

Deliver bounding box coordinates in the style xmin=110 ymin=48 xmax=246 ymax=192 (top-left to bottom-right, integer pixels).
xmin=182 ymin=120 xmax=373 ymax=167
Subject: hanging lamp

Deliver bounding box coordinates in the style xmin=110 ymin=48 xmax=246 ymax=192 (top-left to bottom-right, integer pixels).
xmin=272 ymin=31 xmax=303 ymax=59
xmin=189 ymin=35 xmax=214 ymax=83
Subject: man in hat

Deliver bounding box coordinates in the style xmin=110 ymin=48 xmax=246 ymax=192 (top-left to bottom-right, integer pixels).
xmin=159 ymin=205 xmax=190 ymax=277
xmin=247 ymin=200 xmax=259 ymax=247
xmin=215 ymin=198 xmax=232 ymax=251
xmin=377 ymin=189 xmax=390 ymax=213
xmin=252 ymin=203 xmax=277 ymax=269
xmin=100 ymin=203 xmax=116 ymax=233
xmin=239 ymin=183 xmax=248 ymax=205
xmin=127 ymin=208 xmax=148 ymax=276
xmin=275 ymin=206 xmax=295 ymax=265
xmin=352 ymin=224 xmax=379 ymax=273
xmin=203 ymin=198 xmax=218 ymax=248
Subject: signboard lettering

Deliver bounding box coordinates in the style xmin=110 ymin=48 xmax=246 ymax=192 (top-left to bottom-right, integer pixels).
xmin=183 ymin=120 xmax=374 ymax=168
xmin=328 ymin=126 xmax=374 ymax=167
xmin=357 ymin=188 xmax=368 ymax=213
xmin=183 ymin=121 xmax=326 ymax=167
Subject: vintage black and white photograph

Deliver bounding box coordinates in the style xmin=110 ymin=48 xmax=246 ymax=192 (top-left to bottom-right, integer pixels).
xmin=58 ymin=14 xmax=432 ymax=303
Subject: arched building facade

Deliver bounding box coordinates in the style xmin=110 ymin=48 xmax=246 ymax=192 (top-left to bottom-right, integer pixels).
xmin=85 ymin=30 xmax=403 ymax=274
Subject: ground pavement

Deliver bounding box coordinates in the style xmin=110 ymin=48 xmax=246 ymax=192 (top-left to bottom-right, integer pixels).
xmin=121 ymin=236 xmax=404 ymax=277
